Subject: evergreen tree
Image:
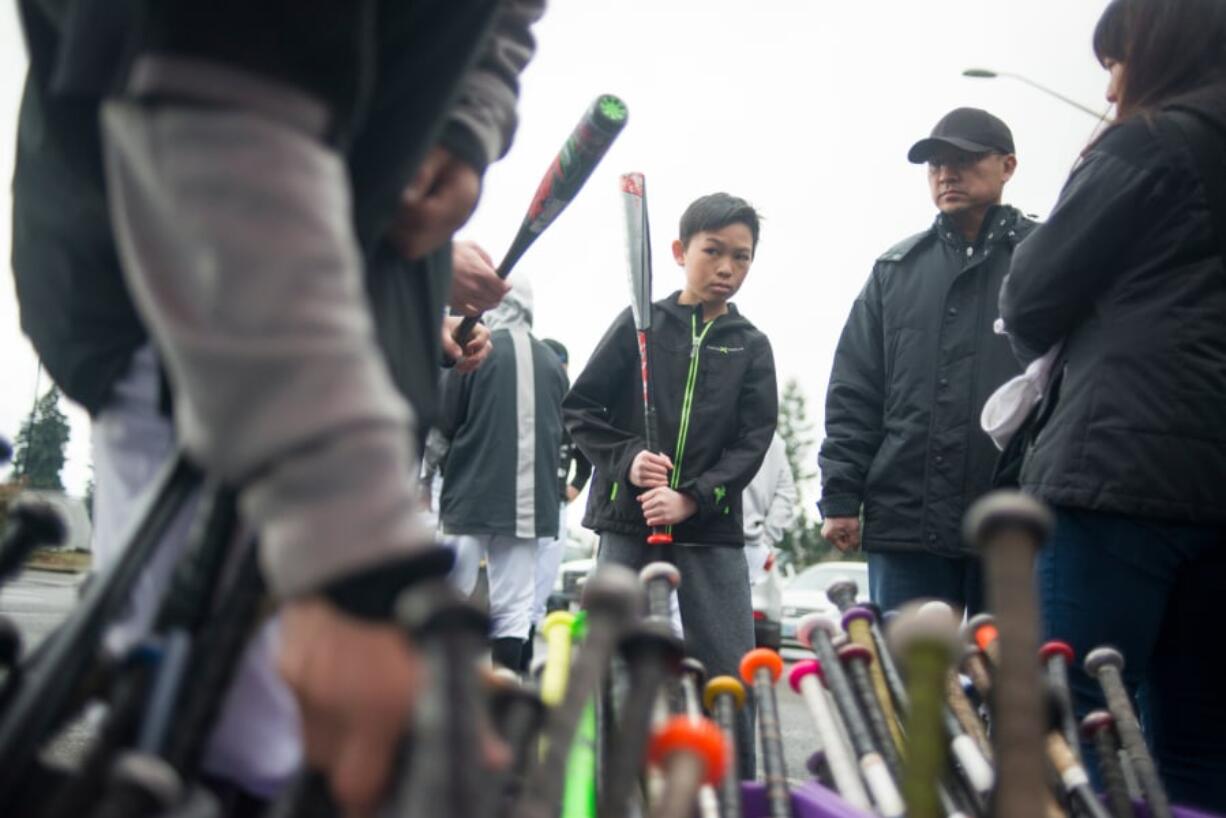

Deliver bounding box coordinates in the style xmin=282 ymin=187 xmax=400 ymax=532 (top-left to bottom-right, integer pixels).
xmin=775 ymin=378 xmax=837 ymax=567
xmin=12 ymin=387 xmax=71 ymax=491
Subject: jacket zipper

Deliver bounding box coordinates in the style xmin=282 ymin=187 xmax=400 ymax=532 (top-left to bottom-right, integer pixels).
xmin=666 ymin=312 xmax=716 ymax=533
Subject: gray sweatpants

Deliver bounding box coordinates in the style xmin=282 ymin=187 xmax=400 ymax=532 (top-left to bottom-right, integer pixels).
xmin=598 ymin=532 xmax=757 ymax=779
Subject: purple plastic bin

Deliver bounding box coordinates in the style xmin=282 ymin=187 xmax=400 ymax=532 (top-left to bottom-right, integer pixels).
xmin=740 ymin=782 xmax=1221 ymax=818
xmin=741 ymin=781 xmax=874 ymax=818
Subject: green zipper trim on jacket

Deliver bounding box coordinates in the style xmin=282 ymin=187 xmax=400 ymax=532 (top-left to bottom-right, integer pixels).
xmin=666 ymin=312 xmax=716 ymax=534
xmin=610 ymin=481 xmax=619 ymax=502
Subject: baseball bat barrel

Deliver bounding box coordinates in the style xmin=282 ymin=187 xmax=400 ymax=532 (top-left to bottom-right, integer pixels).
xmin=640 ymin=562 xmax=680 ymax=624
xmin=703 ymin=677 xmax=749 ymax=818
xmin=946 ymin=670 xmax=993 ymax=763
xmin=540 ymin=611 xmax=578 ymax=707
xmin=964 ymin=491 xmax=1052 ymax=818
xmin=740 ymin=649 xmax=792 ymax=818
xmin=1045 ymin=730 xmax=1113 ymax=818
xmin=515 ymin=565 xmax=643 ymax=818
xmin=1084 ymin=647 xmax=1172 ymax=818
xmin=838 ymin=643 xmax=905 ymax=782
xmin=562 ymin=697 xmax=599 ymax=818
xmin=787 ymin=662 xmax=873 ymax=812
xmin=1080 ymin=711 xmax=1137 ymax=818
xmin=842 ymin=606 xmax=906 ymax=753
xmin=392 ymin=583 xmax=491 ymax=818
xmin=959 ymin=646 xmax=993 ymax=702
xmin=597 ymin=622 xmax=683 ymax=818
xmin=798 ymin=614 xmax=903 ymax=817
xmin=646 ymin=716 xmax=728 ymax=818
xmin=890 ymin=607 xmax=986 ymax=818
xmin=488 ymin=671 xmax=547 ymax=818
xmin=1039 ymin=641 xmax=1082 ymax=766
xmin=453 ymin=95 xmax=628 ymax=344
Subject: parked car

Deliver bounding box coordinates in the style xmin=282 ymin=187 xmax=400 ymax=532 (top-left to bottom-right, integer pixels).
xmin=780 ymin=560 xmax=869 ymax=650
xmin=547 ymin=537 xmax=597 ymax=611
xmin=748 ymin=545 xmax=784 ymax=650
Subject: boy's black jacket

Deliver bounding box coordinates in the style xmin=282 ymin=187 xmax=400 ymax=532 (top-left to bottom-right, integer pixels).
xmin=564 ymin=292 xmax=778 ymax=546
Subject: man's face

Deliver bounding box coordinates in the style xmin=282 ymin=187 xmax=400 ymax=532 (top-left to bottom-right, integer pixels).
xmin=672 ymin=223 xmax=755 ymax=304
xmin=926 ymin=147 xmax=1017 ymax=215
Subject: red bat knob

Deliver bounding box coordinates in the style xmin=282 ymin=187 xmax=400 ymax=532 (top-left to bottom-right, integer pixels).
xmin=648 ymin=715 xmax=729 ymax=786
xmin=739 ymin=647 xmax=785 ymax=684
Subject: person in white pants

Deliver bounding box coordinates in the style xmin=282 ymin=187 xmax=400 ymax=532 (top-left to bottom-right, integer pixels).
xmin=436 ymin=281 xmax=569 ymax=672
xmin=90 ymin=347 xmax=302 ymax=798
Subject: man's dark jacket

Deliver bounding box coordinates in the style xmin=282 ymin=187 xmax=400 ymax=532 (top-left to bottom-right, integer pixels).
xmin=437 ymin=327 xmax=568 ymax=539
xmin=819 ymin=205 xmax=1037 ymax=556
xmin=1000 ymin=90 xmax=1226 ymax=523
xmin=565 ymin=294 xmax=778 ymax=546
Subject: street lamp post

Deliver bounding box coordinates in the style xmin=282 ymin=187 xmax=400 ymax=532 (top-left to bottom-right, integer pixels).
xmin=963 ymin=68 xmax=1106 ymax=120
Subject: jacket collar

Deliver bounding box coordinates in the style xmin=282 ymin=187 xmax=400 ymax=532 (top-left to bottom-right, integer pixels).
xmin=934 ymin=204 xmax=1027 ymax=250
xmin=658 ymin=290 xmax=747 ymax=330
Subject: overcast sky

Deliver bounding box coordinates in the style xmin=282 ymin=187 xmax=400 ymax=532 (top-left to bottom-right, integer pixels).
xmin=0 ymin=1 xmax=1113 ymax=499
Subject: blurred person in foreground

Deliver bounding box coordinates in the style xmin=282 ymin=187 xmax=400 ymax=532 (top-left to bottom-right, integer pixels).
xmin=1000 ymin=0 xmax=1226 ymax=808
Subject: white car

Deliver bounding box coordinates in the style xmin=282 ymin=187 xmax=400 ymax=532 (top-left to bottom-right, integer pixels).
xmin=779 ymin=561 xmax=870 ymax=650
xmin=549 ymin=539 xmax=597 ymax=611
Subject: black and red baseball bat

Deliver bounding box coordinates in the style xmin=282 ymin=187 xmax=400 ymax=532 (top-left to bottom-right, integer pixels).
xmin=703 ymin=676 xmax=750 ymax=818
xmin=1080 ymin=710 xmax=1137 ymax=818
xmin=1085 ymin=646 xmax=1173 ymax=818
xmin=453 ymin=95 xmax=628 ymax=344
xmin=621 ymin=171 xmax=672 ymax=545
xmin=597 ymin=620 xmax=683 ymax=818
xmin=1038 ymin=640 xmax=1082 ymax=766
xmin=797 ymin=614 xmax=903 ymax=817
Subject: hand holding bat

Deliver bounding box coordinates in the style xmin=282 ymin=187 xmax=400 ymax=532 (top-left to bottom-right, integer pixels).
xmin=452 ymin=94 xmax=628 ymax=346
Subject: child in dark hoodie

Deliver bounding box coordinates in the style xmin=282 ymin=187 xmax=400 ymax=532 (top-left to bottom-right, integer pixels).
xmin=564 ymin=192 xmax=777 ymax=777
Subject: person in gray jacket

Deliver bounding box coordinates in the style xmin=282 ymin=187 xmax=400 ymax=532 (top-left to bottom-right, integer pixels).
xmin=437 ymin=281 xmax=569 ymax=671
xmin=742 ymin=432 xmax=798 ymax=583
xmin=818 ymin=108 xmax=1036 ymax=615
xmin=12 ymin=1 xmax=543 ymax=811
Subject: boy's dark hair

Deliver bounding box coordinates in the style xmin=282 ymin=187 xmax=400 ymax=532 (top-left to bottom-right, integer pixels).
xmin=1092 ymin=0 xmax=1226 ymax=120
xmin=678 ymin=193 xmax=762 ymax=252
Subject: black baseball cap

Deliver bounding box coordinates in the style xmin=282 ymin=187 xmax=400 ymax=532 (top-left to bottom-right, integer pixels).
xmin=907 ymin=107 xmax=1015 ymax=164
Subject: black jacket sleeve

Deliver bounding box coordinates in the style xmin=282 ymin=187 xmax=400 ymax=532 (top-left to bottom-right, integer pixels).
xmin=818 ymin=270 xmax=886 ymax=519
xmin=677 ymin=334 xmax=778 ymax=524
xmin=569 ymin=447 xmax=593 ymax=492
xmin=439 ymin=0 xmax=545 ymax=173
xmin=1001 ymin=136 xmax=1161 ymax=363
xmin=563 ymin=308 xmax=646 ymax=483
xmin=434 ymin=366 xmax=472 ymax=442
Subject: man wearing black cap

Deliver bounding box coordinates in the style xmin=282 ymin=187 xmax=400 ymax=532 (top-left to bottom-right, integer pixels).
xmin=817 ymin=107 xmax=1037 ymax=615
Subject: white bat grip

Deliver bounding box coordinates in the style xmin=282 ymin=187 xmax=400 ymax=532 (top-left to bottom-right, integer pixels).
xmin=951 ymin=733 xmax=995 ymax=796
xmin=799 ymin=676 xmax=871 ymax=812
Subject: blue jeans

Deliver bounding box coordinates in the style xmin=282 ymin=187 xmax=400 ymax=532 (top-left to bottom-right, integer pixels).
xmin=867 ymin=551 xmax=984 ymax=615
xmin=1039 ymin=507 xmax=1226 ymax=812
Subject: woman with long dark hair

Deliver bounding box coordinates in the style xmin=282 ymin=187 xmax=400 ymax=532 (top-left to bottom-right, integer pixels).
xmin=1000 ymin=0 xmax=1226 ymax=809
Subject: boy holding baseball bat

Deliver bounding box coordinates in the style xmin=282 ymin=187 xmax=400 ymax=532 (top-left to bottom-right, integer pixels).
xmin=564 ymin=192 xmax=778 ymax=777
